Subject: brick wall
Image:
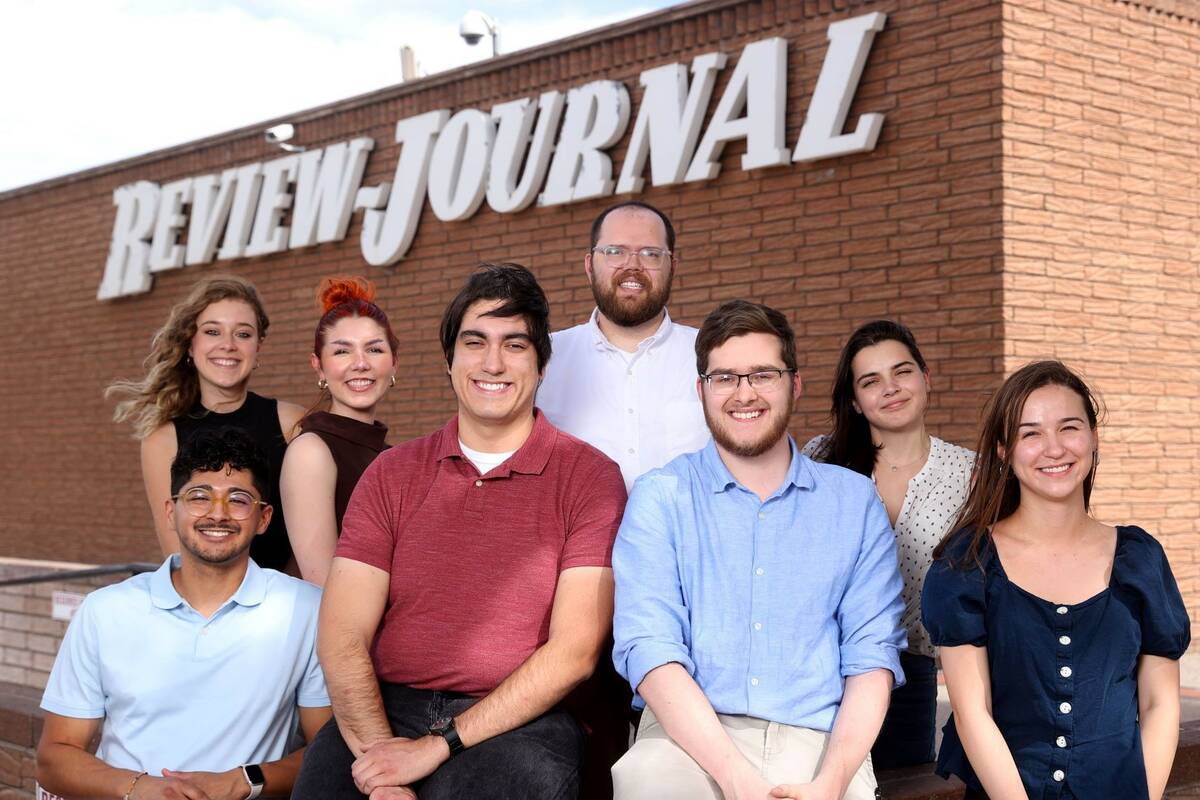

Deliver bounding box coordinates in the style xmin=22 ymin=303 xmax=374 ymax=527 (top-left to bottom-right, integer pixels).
xmin=999 ymin=0 xmax=1200 ymax=637
xmin=0 ymin=0 xmax=1004 ymax=566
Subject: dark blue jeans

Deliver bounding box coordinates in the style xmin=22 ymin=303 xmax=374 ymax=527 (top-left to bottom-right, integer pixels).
xmin=292 ymin=683 xmax=583 ymax=799
xmin=871 ymin=651 xmax=937 ymax=770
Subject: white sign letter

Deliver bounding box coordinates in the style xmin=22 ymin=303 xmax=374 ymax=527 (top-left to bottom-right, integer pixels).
xmin=245 ymin=154 xmax=299 ymax=257
xmin=148 ymin=178 xmax=193 ymax=272
xmin=290 ymin=138 xmax=375 ymax=248
xmin=186 ymin=169 xmax=238 ymax=266
xmin=97 ymin=181 xmax=159 ymax=300
xmin=793 ymin=12 xmax=888 ymax=162
xmin=540 ymin=81 xmax=630 ymax=206
xmin=487 ymin=91 xmax=564 ymax=214
xmin=360 ymin=109 xmax=449 ymax=267
xmin=685 ymin=38 xmax=790 ymax=182
xmin=428 ymin=110 xmax=494 ymax=222
xmin=616 ymin=52 xmax=726 ymax=194
xmin=217 ymin=163 xmax=264 ymax=260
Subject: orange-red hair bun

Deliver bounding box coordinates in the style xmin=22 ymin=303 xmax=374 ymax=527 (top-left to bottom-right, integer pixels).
xmin=316 ymin=276 xmax=376 ymax=314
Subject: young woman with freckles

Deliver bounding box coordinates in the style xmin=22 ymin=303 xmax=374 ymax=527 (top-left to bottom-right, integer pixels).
xmin=802 ymin=320 xmax=974 ymax=770
xmin=281 ymin=277 xmax=397 ymax=587
xmin=922 ymin=361 xmax=1189 ymax=799
xmin=107 ymin=275 xmax=305 ymax=573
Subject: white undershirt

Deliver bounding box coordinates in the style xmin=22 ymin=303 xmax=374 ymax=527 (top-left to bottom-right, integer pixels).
xmin=459 ymin=439 xmax=516 ymax=476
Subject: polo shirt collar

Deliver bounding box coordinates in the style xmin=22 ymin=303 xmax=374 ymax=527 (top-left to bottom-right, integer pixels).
xmin=435 ymin=411 xmax=555 ymax=476
xmin=149 ymin=554 xmax=267 ymax=610
xmin=701 ymin=437 xmax=815 ymax=495
xmin=587 ymin=307 xmax=676 ymax=352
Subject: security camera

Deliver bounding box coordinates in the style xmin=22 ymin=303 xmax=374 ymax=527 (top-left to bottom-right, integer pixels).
xmin=264 ymin=123 xmax=305 ymax=153
xmin=459 ymin=10 xmax=499 ymax=54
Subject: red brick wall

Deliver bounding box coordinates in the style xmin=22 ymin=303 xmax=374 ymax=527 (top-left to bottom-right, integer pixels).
xmin=1000 ymin=0 xmax=1200 ymax=634
xmin=1 ymin=0 xmax=1002 ymax=566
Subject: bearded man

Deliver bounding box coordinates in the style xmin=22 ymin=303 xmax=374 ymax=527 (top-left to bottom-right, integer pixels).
xmin=610 ymin=300 xmax=907 ymax=800
xmin=538 ymin=201 xmax=710 ymax=492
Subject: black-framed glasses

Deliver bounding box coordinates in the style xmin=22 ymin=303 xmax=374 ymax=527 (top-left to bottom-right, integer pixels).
xmin=700 ymin=369 xmax=794 ymax=395
xmin=590 ymin=244 xmax=672 ymax=271
xmin=172 ymin=488 xmax=268 ymax=520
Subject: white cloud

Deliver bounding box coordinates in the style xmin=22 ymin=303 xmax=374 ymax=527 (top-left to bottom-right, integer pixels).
xmin=0 ymin=0 xmax=661 ymax=191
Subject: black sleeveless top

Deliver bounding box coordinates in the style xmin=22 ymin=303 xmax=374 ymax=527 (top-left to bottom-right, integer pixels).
xmin=298 ymin=411 xmax=389 ymax=530
xmin=173 ymin=392 xmax=291 ymax=571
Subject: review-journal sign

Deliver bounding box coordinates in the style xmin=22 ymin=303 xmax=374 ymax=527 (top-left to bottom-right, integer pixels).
xmin=99 ymin=12 xmax=888 ymax=300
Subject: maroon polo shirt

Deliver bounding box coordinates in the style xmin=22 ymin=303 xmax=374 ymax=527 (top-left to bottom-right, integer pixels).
xmin=336 ymin=410 xmax=627 ymax=696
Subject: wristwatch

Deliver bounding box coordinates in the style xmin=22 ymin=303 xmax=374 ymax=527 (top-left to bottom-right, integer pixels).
xmin=240 ymin=764 xmax=265 ymax=799
xmin=428 ymin=716 xmax=465 ymax=757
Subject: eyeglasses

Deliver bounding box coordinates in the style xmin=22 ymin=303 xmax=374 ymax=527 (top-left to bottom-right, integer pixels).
xmin=590 ymin=245 xmax=672 ymax=271
xmin=700 ymin=369 xmax=794 ymax=395
xmin=172 ymin=488 xmax=268 ymax=520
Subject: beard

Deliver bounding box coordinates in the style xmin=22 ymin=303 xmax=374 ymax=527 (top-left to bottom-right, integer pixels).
xmin=704 ymin=391 xmax=795 ymax=458
xmin=591 ymin=267 xmax=672 ymax=327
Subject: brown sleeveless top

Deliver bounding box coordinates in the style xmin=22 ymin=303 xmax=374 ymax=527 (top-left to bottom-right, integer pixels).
xmin=298 ymin=411 xmax=389 ymax=531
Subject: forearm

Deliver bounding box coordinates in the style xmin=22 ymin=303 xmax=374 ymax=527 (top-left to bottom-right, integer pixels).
xmin=1141 ymin=701 xmax=1180 ymax=800
xmin=322 ymin=638 xmax=393 ymax=756
xmin=954 ymin=708 xmax=1026 ymax=799
xmin=37 ymin=742 xmax=141 ymax=798
xmin=259 ymin=747 xmax=305 ymax=797
xmin=455 ymin=635 xmax=595 ymax=748
xmin=814 ymin=670 xmax=891 ymax=793
xmin=637 ymin=663 xmax=759 ymax=793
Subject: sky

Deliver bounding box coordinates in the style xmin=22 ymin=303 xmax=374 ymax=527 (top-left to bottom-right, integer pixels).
xmin=0 ymin=0 xmax=671 ymax=192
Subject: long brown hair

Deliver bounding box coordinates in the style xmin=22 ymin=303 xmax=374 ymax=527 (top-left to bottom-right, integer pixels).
xmin=107 ymin=275 xmax=270 ymax=439
xmin=933 ymin=360 xmax=1103 ymax=567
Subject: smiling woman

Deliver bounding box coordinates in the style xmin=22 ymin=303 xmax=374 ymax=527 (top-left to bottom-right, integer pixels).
xmin=280 ymin=277 xmax=397 ymax=587
xmin=106 ymin=275 xmax=305 ymax=572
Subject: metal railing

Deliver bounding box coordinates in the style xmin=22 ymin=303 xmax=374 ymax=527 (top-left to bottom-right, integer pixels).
xmin=0 ymin=562 xmax=158 ymax=589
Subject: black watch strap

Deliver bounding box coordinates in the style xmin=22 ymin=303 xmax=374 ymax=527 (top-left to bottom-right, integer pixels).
xmin=429 ymin=717 xmax=465 ymax=757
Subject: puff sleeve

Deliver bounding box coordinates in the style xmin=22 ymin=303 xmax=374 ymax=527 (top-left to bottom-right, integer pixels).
xmin=1113 ymin=526 xmax=1191 ymax=659
xmin=921 ymin=531 xmax=990 ymax=648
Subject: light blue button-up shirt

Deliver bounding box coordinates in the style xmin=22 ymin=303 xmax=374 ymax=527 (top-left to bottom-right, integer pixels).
xmin=613 ymin=439 xmax=906 ymax=731
xmin=41 ymin=556 xmax=329 ymax=774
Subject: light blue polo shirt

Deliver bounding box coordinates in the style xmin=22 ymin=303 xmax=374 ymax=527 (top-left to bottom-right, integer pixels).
xmin=41 ymin=556 xmax=329 ymax=775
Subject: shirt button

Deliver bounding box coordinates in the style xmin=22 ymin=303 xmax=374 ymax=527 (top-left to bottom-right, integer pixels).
xmin=627 ymin=408 xmax=634 ymax=414
xmin=1059 ymin=635 xmax=1071 ymax=645
xmin=1059 ymin=702 xmax=1072 ymax=714
xmin=1052 ymin=770 xmax=1065 ymax=782
xmin=755 ymin=568 xmax=764 ymax=576
xmin=627 ymin=369 xmax=633 ymax=376
xmin=1060 ymin=666 xmax=1072 ymax=678
xmin=627 ymin=448 xmax=635 ymax=455
xmin=750 ymin=677 xmax=759 ymax=686
xmin=1056 ymin=606 xmax=1068 ymax=615
xmin=757 ymin=512 xmax=766 ymax=520
xmin=753 ymin=622 xmax=762 ymax=631
xmin=474 ymin=480 xmax=483 ymax=487
xmin=1056 ymin=736 xmax=1067 ymax=748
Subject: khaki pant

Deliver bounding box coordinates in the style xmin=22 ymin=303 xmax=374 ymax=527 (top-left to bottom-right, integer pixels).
xmin=611 ymin=708 xmax=878 ymax=800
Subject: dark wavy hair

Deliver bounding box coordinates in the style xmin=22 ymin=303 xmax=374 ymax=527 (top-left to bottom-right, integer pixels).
xmin=818 ymin=320 xmax=928 ymax=477
xmin=170 ymin=427 xmax=271 ymax=500
xmin=933 ymin=360 xmax=1104 ymax=568
xmin=440 ymin=263 xmax=552 ymax=372
xmin=695 ymin=300 xmax=797 ymax=375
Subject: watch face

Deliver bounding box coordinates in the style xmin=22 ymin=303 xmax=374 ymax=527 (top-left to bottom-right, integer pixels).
xmin=244 ymin=763 xmax=266 ymax=785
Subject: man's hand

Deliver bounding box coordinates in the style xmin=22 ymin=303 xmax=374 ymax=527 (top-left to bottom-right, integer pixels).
xmin=351 ymin=734 xmax=449 ymax=793
xmin=768 ymin=775 xmax=840 ymax=800
xmin=369 ymin=788 xmax=418 ymax=800
xmin=718 ymin=762 xmax=773 ymax=800
xmin=155 ymin=768 xmax=245 ymax=800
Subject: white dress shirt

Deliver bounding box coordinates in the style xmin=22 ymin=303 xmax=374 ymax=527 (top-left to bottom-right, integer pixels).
xmin=538 ymin=308 xmax=711 ymax=490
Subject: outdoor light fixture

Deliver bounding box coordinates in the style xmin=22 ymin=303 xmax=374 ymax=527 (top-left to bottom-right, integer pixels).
xmin=264 ymin=123 xmax=306 ymax=153
xmin=459 ymin=10 xmax=500 ymax=57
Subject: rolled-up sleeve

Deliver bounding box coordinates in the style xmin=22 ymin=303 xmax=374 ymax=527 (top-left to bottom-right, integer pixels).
xmin=612 ymin=475 xmax=695 ymax=697
xmin=837 ymin=492 xmax=907 ymax=687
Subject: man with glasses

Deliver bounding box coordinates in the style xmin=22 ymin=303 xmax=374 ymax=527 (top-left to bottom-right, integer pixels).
xmin=610 ymin=300 xmax=906 ymax=800
xmin=538 ymin=200 xmax=709 ymax=491
xmin=37 ymin=427 xmax=330 ymax=800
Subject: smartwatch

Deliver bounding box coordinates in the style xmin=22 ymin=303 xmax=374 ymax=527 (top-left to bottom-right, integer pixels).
xmin=428 ymin=716 xmax=465 ymax=757
xmin=240 ymin=764 xmax=265 ymax=799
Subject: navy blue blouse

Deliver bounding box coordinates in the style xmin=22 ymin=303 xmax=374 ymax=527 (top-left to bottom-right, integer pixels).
xmin=922 ymin=526 xmax=1190 ymax=799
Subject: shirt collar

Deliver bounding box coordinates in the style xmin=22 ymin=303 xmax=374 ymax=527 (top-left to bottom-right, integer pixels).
xmin=701 ymin=437 xmax=815 ymax=495
xmin=149 ymin=554 xmax=267 ymax=610
xmin=587 ymin=307 xmax=676 ymax=352
xmin=435 ymin=411 xmax=555 ymax=477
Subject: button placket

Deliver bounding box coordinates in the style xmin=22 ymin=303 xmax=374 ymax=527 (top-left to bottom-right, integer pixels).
xmin=1050 ymin=603 xmax=1075 ymax=793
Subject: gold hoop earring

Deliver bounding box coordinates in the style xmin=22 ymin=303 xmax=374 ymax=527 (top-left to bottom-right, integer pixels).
xmin=389 ymin=375 xmax=396 ymax=388
xmin=317 ymin=378 xmax=328 ymax=390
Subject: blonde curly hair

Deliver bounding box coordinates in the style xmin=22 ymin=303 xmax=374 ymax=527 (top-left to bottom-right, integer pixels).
xmin=107 ymin=275 xmax=270 ymax=439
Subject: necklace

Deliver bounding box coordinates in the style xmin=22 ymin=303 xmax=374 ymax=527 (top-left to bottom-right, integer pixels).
xmin=880 ymin=438 xmax=930 ymax=473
